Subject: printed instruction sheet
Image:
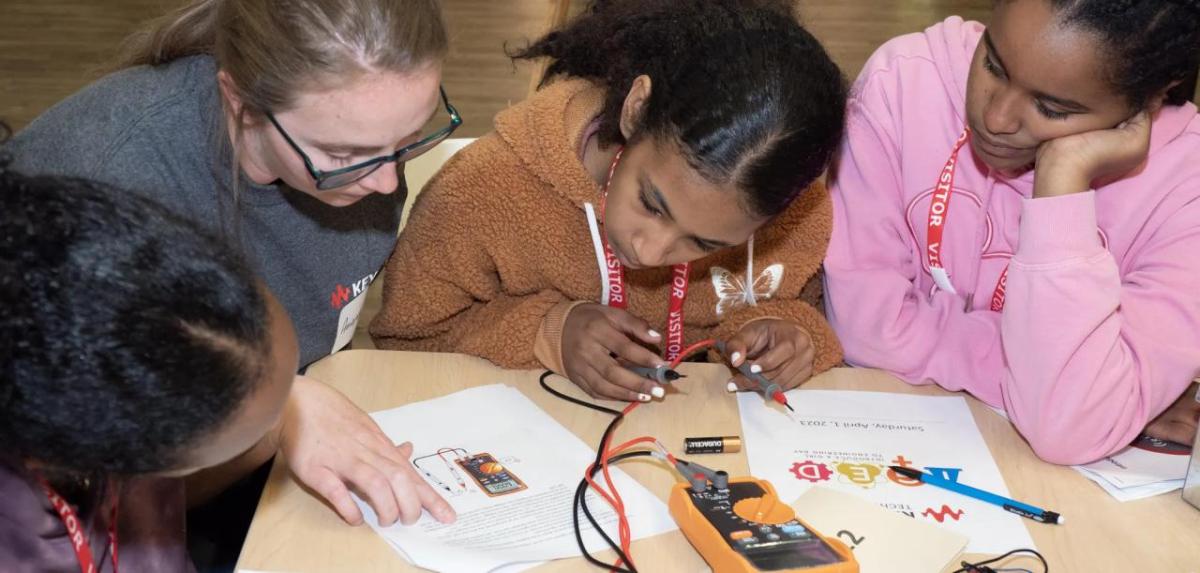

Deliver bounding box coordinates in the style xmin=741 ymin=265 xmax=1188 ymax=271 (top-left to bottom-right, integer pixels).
xmin=356 ymin=384 xmax=676 ymax=572
xmin=1073 ymin=434 xmax=1191 ymax=501
xmin=738 ymin=389 xmax=1035 ymax=554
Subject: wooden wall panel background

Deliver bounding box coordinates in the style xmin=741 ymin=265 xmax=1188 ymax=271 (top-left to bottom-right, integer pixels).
xmin=0 ymin=0 xmax=993 ymax=136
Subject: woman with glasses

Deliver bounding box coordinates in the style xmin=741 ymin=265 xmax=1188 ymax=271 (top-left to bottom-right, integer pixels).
xmin=371 ymin=0 xmax=848 ymax=402
xmin=4 ymin=0 xmax=458 ymax=562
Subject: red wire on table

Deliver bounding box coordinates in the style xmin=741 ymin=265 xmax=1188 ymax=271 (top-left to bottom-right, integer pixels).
xmin=587 ymin=339 xmax=717 ymax=571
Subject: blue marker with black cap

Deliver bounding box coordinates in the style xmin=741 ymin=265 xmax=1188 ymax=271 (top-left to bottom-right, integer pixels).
xmin=890 ymin=466 xmax=1064 ymax=524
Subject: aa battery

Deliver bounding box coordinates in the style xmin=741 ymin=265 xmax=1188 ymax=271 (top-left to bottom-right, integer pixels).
xmin=684 ymin=436 xmax=741 ymax=454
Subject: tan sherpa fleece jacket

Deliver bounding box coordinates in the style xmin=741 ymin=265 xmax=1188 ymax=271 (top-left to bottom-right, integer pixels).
xmin=370 ymin=78 xmax=842 ymax=375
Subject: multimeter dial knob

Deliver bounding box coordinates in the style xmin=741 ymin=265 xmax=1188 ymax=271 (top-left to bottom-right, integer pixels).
xmin=731 ymin=496 xmax=794 ymax=525
xmin=479 ymin=462 xmax=505 ymax=474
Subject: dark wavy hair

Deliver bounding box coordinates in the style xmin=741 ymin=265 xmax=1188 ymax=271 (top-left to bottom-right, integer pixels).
xmin=0 ymin=154 xmax=272 ymax=476
xmin=1046 ymin=0 xmax=1200 ymax=107
xmin=511 ymin=0 xmax=847 ymax=218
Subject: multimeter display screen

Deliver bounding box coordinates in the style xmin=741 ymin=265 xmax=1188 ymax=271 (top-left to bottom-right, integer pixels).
xmin=485 ymin=480 xmax=523 ymax=494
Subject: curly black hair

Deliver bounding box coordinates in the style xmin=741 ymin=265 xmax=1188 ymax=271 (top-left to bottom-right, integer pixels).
xmin=1048 ymin=0 xmax=1200 ymax=107
xmin=511 ymin=0 xmax=847 ymax=219
xmin=0 ymin=157 xmax=272 ymax=476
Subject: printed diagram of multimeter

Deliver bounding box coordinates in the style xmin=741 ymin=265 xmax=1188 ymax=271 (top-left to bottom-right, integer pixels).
xmin=456 ymin=452 xmax=527 ymax=497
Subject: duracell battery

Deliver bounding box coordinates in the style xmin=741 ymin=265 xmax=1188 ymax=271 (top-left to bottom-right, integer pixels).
xmin=684 ymin=436 xmax=741 ymax=454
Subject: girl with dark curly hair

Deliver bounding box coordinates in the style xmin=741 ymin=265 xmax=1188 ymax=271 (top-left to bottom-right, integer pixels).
xmin=0 ymin=159 xmax=298 ymax=571
xmin=371 ymin=0 xmax=849 ymax=402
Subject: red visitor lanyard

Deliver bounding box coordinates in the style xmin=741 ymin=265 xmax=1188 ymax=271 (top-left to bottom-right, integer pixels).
xmin=926 ymin=127 xmax=1009 ymax=311
xmin=599 ymin=148 xmax=691 ymax=361
xmin=38 ymin=476 xmax=119 ymax=573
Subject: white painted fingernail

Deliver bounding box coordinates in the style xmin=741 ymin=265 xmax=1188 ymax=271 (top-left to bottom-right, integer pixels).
xmin=750 ymin=364 xmax=763 ymax=374
xmin=726 ymin=381 xmax=738 ymax=392
xmin=637 ymin=393 xmax=651 ymax=402
xmin=648 ymin=329 xmax=661 ymax=338
xmin=651 ymin=386 xmax=665 ymax=398
xmin=731 ymin=352 xmax=742 ymax=365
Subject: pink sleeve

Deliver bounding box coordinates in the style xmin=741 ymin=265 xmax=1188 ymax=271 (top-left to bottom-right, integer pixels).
xmin=1001 ymin=192 xmax=1200 ymax=464
xmin=824 ymin=96 xmax=1008 ymax=404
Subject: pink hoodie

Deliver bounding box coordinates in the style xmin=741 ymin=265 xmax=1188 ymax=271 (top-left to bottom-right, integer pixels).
xmin=825 ymin=17 xmax=1200 ymax=465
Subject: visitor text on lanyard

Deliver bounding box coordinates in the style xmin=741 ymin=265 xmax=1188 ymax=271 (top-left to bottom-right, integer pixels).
xmin=600 ymin=148 xmax=691 ymax=361
xmin=38 ymin=476 xmax=118 ymax=573
xmin=927 ymin=127 xmax=1009 ymax=311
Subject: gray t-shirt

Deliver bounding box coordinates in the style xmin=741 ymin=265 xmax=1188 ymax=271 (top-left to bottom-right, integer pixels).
xmin=5 ymin=55 xmax=405 ymax=368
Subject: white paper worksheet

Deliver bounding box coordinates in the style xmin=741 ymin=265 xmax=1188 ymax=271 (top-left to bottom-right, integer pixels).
xmin=1073 ymin=435 xmax=1191 ymax=501
xmin=991 ymin=407 xmax=1190 ymax=501
xmin=738 ymin=389 xmax=1035 ymax=554
xmin=354 ymin=384 xmax=676 ymax=573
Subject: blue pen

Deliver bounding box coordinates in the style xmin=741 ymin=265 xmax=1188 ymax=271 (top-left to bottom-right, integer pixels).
xmin=890 ymin=466 xmax=1064 ymax=524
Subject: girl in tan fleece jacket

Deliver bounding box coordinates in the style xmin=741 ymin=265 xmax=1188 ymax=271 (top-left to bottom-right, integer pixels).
xmin=372 ymin=0 xmax=847 ymax=402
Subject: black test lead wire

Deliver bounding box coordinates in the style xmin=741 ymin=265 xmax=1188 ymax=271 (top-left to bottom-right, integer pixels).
xmin=540 ymin=339 xmax=716 ymax=571
xmin=541 ymin=370 xmax=654 ymax=572
xmin=953 ymin=548 xmax=1049 ymax=572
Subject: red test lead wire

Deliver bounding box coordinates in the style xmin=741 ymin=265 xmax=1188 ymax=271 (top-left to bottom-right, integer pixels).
xmin=584 ymin=340 xmax=716 ymax=571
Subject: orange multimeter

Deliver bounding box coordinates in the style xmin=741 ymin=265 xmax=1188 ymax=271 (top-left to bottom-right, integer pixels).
xmin=456 ymin=452 xmax=528 ymax=497
xmin=668 ymin=477 xmax=858 ymax=573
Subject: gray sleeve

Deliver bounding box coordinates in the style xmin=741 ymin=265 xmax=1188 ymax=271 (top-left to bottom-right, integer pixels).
xmin=2 ymin=60 xmax=216 ymax=221
xmin=5 ymin=95 xmax=112 ymax=181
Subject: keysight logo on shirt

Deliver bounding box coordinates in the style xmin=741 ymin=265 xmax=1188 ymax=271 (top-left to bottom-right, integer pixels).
xmin=330 ymin=284 xmax=352 ymax=310
xmin=329 ymin=271 xmax=379 ymax=310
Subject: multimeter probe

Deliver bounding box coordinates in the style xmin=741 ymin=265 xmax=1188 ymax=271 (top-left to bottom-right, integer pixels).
xmin=625 ymin=363 xmax=685 ymax=384
xmin=714 ymin=341 xmax=794 ymax=412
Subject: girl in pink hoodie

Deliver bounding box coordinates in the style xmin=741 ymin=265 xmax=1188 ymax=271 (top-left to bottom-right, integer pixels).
xmin=824 ymin=0 xmax=1200 ymax=465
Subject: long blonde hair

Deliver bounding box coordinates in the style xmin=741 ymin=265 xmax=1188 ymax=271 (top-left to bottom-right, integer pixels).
xmin=117 ymin=0 xmax=448 ymax=115
xmin=113 ymin=0 xmax=447 ymax=215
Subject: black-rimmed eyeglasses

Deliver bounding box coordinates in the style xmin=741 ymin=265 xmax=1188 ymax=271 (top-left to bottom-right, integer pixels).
xmin=266 ymin=87 xmax=462 ymax=190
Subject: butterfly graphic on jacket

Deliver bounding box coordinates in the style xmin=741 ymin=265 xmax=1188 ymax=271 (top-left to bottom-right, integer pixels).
xmin=710 ymin=264 xmax=784 ymax=317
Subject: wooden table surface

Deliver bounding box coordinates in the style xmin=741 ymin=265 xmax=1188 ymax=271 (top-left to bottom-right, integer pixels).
xmin=236 ymin=350 xmax=1200 ymax=572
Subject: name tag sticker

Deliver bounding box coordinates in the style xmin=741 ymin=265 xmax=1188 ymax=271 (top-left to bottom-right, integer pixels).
xmin=332 ymin=291 xmax=367 ymax=353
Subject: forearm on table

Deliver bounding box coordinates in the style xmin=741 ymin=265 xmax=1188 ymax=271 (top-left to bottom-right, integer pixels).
xmin=824 ymin=265 xmax=1007 ymax=398
xmin=997 ymin=193 xmax=1200 ymax=464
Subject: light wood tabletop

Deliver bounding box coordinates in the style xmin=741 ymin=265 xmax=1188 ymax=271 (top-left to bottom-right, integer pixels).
xmin=235 ymin=349 xmax=1200 ymax=573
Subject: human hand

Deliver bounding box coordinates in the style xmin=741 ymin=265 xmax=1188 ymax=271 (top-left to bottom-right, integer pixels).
xmin=278 ymin=375 xmax=456 ymax=526
xmin=1144 ymin=384 xmax=1200 ymax=446
xmin=561 ymin=303 xmax=667 ymax=401
xmin=722 ymin=319 xmax=815 ymax=392
xmin=1033 ymin=108 xmax=1154 ymax=198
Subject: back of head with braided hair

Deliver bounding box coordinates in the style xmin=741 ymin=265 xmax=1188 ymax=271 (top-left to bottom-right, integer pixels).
xmin=0 ymin=150 xmax=292 ymax=477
